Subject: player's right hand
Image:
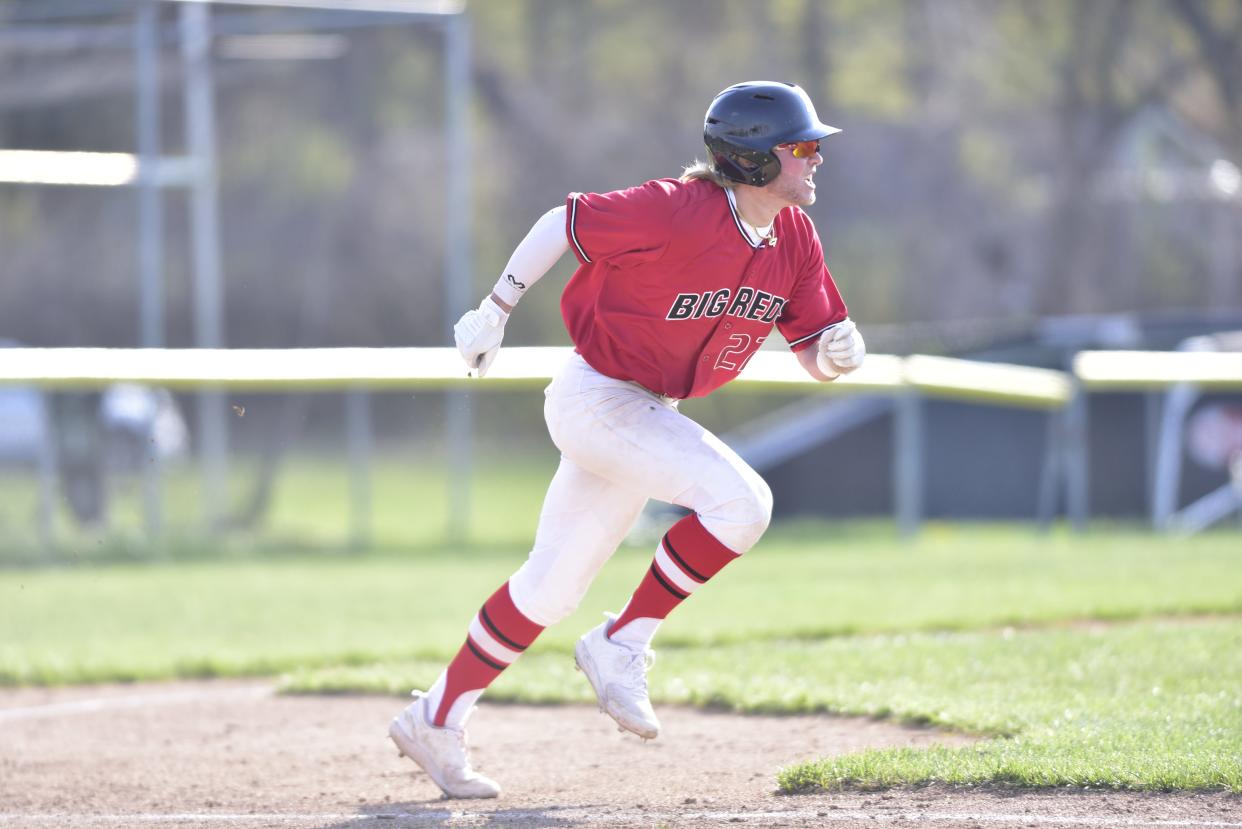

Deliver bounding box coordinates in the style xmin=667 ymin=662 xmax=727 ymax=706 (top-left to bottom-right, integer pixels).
xmin=453 ymin=295 xmax=509 ymax=377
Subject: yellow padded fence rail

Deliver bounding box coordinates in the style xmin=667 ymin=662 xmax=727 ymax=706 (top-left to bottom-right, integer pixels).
xmin=0 ymin=346 xmax=1076 ymax=408
xmin=1073 ymin=350 xmax=1242 ymax=391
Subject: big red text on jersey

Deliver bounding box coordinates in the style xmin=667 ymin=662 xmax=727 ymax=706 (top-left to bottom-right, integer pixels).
xmin=665 ymin=288 xmax=787 ymax=323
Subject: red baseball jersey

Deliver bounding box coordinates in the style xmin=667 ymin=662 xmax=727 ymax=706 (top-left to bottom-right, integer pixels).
xmin=561 ymin=177 xmax=847 ymax=399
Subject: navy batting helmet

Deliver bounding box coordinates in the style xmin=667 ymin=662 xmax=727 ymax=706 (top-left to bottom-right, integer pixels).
xmin=703 ymin=81 xmax=840 ymax=187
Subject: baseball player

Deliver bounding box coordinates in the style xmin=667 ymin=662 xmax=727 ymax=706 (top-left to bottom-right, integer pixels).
xmin=388 ymin=81 xmax=866 ymax=799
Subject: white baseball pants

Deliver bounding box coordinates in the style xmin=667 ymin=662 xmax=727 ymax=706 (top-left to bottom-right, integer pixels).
xmin=507 ymin=352 xmax=772 ymax=626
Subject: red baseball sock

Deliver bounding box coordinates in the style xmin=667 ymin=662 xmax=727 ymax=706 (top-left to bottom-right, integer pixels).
xmin=426 ymin=581 xmax=544 ymax=728
xmin=608 ymin=514 xmax=740 ymax=643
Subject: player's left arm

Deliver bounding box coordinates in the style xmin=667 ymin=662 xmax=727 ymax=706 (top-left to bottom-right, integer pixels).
xmin=802 ymin=318 xmax=865 ymax=381
xmin=795 ymin=344 xmax=833 ymax=380
xmin=780 ymin=219 xmax=863 ymax=382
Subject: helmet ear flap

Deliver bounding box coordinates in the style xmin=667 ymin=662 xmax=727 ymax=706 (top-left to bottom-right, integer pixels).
xmin=706 ymin=145 xmax=782 ymax=187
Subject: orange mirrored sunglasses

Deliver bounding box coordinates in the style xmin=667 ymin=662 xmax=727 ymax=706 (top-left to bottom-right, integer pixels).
xmin=778 ymin=140 xmax=821 ymax=159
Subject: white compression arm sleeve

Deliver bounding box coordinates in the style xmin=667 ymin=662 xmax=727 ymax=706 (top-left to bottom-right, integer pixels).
xmin=490 ymin=205 xmax=570 ymax=307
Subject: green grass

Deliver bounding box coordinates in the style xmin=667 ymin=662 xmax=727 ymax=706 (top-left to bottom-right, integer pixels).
xmin=282 ymin=620 xmax=1242 ymax=792
xmin=0 ymin=450 xmax=561 ymax=564
xmin=3 ymin=513 xmax=1241 ymax=792
xmin=772 ymin=620 xmax=1242 ymax=792
xmin=3 ymin=526 xmax=1240 ymax=685
xmin=0 ymin=554 xmax=518 ymax=684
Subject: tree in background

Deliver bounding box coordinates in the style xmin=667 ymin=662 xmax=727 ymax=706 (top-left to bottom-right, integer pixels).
xmin=0 ymin=0 xmax=1239 ymax=353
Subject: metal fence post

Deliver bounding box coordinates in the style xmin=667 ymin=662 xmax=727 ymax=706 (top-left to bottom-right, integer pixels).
xmin=135 ymin=0 xmax=163 ymax=540
xmin=1065 ymin=382 xmax=1089 ymax=531
xmin=37 ymin=391 xmax=58 ymax=553
xmin=345 ymin=389 xmax=372 ymax=550
xmin=442 ymin=11 xmax=472 ymax=542
xmin=894 ymin=390 xmax=923 ymax=537
xmin=1035 ymin=408 xmax=1060 ymax=530
xmin=180 ymin=3 xmax=229 ymax=530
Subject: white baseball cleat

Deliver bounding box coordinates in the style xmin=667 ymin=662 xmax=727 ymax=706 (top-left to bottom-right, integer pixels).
xmin=388 ymin=691 xmax=500 ymax=799
xmin=574 ymin=613 xmax=661 ymax=740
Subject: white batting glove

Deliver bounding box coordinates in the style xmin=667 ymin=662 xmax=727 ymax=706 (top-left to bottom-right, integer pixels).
xmin=816 ymin=318 xmax=866 ymax=378
xmin=453 ymin=296 xmax=508 ymax=377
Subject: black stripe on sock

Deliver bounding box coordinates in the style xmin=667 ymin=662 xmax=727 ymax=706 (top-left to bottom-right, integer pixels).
xmin=479 ymin=606 xmax=527 ymax=651
xmin=465 ymin=637 xmax=507 ymax=671
xmin=649 ymin=562 xmax=690 ymax=600
xmin=662 ymin=533 xmax=708 ymax=583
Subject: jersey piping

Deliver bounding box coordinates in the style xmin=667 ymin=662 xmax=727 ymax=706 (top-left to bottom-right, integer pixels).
xmin=787 ymin=322 xmax=837 ymax=348
xmin=568 ymin=194 xmax=591 ymax=263
xmin=724 ymin=188 xmax=765 ymax=249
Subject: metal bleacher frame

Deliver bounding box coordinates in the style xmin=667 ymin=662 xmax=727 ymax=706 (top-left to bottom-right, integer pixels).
xmin=0 ymin=0 xmax=474 ymax=542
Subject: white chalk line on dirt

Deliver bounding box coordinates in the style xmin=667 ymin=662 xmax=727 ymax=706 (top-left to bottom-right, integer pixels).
xmin=3 ymin=810 xmax=1240 ymax=828
xmin=0 ymin=685 xmax=273 ymax=722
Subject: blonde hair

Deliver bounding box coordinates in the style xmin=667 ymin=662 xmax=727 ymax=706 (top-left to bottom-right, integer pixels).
xmin=679 ymin=158 xmax=737 ymax=189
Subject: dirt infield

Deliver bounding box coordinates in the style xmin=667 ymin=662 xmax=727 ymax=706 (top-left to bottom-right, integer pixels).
xmin=1 ymin=680 xmax=1237 ymax=828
